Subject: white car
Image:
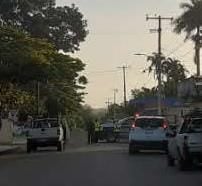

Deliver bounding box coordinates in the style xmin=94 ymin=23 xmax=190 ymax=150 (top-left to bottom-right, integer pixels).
xmin=167 ymin=117 xmax=202 ymax=170
xmin=129 ymin=116 xmax=168 ymax=154
xmin=27 ymin=118 xmax=65 ymax=153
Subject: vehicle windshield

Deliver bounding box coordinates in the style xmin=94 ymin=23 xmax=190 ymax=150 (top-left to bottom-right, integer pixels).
xmin=33 ymin=119 xmax=59 ymax=128
xmin=188 ymin=119 xmax=202 ymax=133
xmin=136 ymin=118 xmax=164 ymax=129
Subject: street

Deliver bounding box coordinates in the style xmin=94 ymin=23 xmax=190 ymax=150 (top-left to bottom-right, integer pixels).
xmin=0 ymin=144 xmax=201 ymax=186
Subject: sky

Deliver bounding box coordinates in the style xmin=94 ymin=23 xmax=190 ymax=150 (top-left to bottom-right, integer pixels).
xmin=56 ymin=0 xmax=196 ymax=108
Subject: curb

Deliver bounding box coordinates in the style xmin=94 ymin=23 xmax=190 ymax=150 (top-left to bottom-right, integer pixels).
xmin=0 ymin=146 xmax=21 ymax=156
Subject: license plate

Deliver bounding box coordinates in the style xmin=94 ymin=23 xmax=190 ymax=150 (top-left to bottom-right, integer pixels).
xmin=38 ymin=139 xmax=47 ymax=142
xmin=145 ymin=130 xmax=153 ymax=134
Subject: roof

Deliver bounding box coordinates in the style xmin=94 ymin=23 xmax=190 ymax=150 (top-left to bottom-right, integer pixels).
xmin=118 ymin=116 xmax=134 ymax=123
xmin=136 ymin=116 xmax=165 ymax=119
xmin=34 ymin=118 xmax=57 ymax=121
xmin=129 ymin=97 xmax=184 ymax=108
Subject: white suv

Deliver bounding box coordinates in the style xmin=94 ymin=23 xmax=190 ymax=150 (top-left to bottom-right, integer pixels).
xmin=27 ymin=118 xmax=65 ymax=153
xmin=129 ymin=116 xmax=168 ymax=154
xmin=167 ymin=117 xmax=202 ymax=170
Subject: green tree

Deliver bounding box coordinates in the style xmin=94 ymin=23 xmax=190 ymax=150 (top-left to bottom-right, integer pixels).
xmin=131 ymin=87 xmax=157 ymax=100
xmin=0 ymin=1 xmax=88 ymax=52
xmin=0 ymin=26 xmax=87 ymax=118
xmin=173 ymin=0 xmax=202 ymax=75
xmin=174 ymin=0 xmax=202 ymax=40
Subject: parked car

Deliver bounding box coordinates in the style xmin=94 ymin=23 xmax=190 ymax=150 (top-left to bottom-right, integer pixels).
xmin=100 ymin=121 xmax=115 ymax=142
xmin=167 ymin=116 xmax=202 ymax=170
xmin=27 ymin=118 xmax=65 ymax=153
xmin=117 ymin=116 xmax=135 ymax=140
xmin=129 ymin=116 xmax=169 ymax=154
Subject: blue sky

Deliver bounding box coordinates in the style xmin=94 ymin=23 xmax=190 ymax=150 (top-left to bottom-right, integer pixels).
xmin=56 ymin=0 xmax=195 ymax=108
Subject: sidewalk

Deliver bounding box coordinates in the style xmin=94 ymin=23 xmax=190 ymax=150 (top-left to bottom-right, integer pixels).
xmin=0 ymin=136 xmax=26 ymax=155
xmin=0 ymin=145 xmax=21 ymax=155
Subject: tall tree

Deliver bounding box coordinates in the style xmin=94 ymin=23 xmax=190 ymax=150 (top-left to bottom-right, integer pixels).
xmin=0 ymin=26 xmax=87 ymax=117
xmin=162 ymin=58 xmax=188 ymax=97
xmin=173 ymin=0 xmax=202 ymax=75
xmin=0 ymin=0 xmax=88 ymax=52
xmin=146 ymin=53 xmax=188 ymax=97
xmin=131 ymin=87 xmax=157 ymax=99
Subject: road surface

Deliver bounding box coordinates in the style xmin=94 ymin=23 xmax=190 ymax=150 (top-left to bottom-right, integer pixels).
xmin=0 ymin=144 xmax=201 ymax=186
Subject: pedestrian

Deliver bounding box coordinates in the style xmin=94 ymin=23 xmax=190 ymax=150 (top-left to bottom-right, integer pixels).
xmin=87 ymin=119 xmax=94 ymax=144
xmin=113 ymin=123 xmax=120 ymax=142
xmin=94 ymin=119 xmax=100 ymax=143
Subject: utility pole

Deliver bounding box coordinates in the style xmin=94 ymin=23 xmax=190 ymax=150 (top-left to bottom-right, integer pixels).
xmin=118 ymin=66 xmax=128 ymax=109
xmin=105 ymin=98 xmax=112 ymax=116
xmin=37 ymin=81 xmax=40 ymax=116
xmin=113 ymin=89 xmax=118 ymax=120
xmin=195 ymin=26 xmax=201 ymax=76
xmin=146 ymin=15 xmax=173 ymax=115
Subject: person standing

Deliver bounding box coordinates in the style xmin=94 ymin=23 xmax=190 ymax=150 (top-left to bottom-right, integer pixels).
xmin=87 ymin=119 xmax=95 ymax=144
xmin=94 ymin=119 xmax=100 ymax=143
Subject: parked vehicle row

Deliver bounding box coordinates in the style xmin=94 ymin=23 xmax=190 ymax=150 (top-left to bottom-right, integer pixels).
xmin=128 ymin=111 xmax=202 ymax=171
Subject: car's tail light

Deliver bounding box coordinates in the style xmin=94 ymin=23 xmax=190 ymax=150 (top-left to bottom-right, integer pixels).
xmin=163 ymin=120 xmax=168 ymax=129
xmin=131 ymin=122 xmax=136 ymax=129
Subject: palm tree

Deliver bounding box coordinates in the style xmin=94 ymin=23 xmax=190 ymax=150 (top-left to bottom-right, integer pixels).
xmin=173 ymin=0 xmax=202 ymax=76
xmin=162 ymin=58 xmax=188 ymax=82
xmin=162 ymin=58 xmax=188 ymax=97
xmin=147 ymin=52 xmax=166 ymax=79
xmin=147 ymin=54 xmax=188 ymax=97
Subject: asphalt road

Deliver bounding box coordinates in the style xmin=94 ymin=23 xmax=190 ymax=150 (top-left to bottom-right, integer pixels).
xmin=0 ymin=144 xmax=201 ymax=186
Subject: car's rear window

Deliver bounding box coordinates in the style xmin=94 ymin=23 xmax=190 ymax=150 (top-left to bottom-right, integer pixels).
xmin=135 ymin=118 xmax=164 ymax=128
xmin=33 ymin=119 xmax=59 ymax=128
xmin=189 ymin=119 xmax=202 ymax=133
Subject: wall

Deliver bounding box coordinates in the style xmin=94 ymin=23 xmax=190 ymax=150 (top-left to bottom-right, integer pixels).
xmin=0 ymin=119 xmax=13 ymax=145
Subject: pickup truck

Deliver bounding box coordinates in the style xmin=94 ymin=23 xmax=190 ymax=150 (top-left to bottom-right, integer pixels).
xmin=27 ymin=118 xmax=65 ymax=153
xmin=167 ymin=116 xmax=202 ymax=170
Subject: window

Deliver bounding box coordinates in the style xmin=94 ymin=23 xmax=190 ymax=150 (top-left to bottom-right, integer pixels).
xmin=33 ymin=119 xmax=59 ymax=128
xmin=189 ymin=119 xmax=202 ymax=133
xmin=135 ymin=118 xmax=164 ymax=129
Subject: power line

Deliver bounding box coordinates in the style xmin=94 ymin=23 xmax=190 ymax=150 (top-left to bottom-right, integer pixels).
xmin=166 ymin=41 xmax=187 ymax=57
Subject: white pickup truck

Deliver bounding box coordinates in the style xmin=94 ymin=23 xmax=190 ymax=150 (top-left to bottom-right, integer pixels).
xmin=167 ymin=117 xmax=202 ymax=170
xmin=27 ymin=118 xmax=66 ymax=153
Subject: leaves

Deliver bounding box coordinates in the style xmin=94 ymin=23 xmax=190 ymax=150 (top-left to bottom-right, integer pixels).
xmin=173 ymin=0 xmax=202 ymax=40
xmin=0 ymin=26 xmax=87 ymax=117
xmin=0 ymin=0 xmax=88 ymax=52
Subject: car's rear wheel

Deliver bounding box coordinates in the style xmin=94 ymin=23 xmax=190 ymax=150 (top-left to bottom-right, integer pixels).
xmin=167 ymin=154 xmax=175 ymax=166
xmin=57 ymin=141 xmax=63 ymax=152
xmin=32 ymin=145 xmax=37 ymax=152
xmin=129 ymin=143 xmax=138 ymax=154
xmin=106 ymin=133 xmax=115 ymax=143
xmin=177 ymin=157 xmax=188 ymax=171
xmin=27 ymin=143 xmax=32 ymax=153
